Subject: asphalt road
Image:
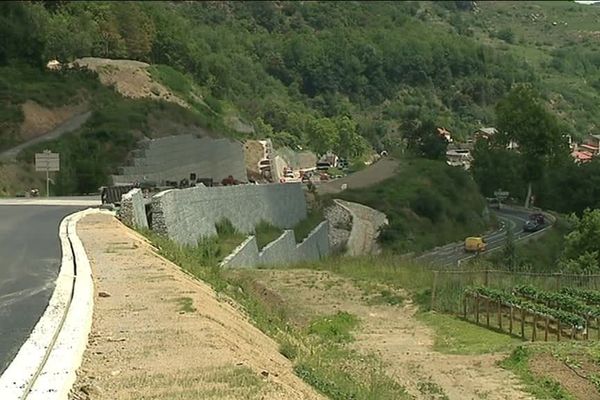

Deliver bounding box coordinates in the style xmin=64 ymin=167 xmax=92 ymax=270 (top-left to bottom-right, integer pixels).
xmin=0 ymin=205 xmax=83 ymax=374
xmin=417 ymin=207 xmax=544 ymax=268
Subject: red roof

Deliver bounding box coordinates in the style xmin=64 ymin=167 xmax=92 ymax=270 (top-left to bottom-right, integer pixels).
xmin=572 ymin=150 xmax=594 ymax=161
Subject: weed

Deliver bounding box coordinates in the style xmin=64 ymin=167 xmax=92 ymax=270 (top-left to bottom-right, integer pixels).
xmin=417 ymin=379 xmax=450 ymax=400
xmin=175 ymin=297 xmax=196 ymax=313
xmin=367 ymin=289 xmax=404 ymax=306
xmin=278 ymin=340 xmax=298 ymax=360
xmin=254 ymin=220 xmax=283 ymax=250
xmin=293 ymin=209 xmax=325 ymax=243
xmin=308 ymin=311 xmax=359 ymax=343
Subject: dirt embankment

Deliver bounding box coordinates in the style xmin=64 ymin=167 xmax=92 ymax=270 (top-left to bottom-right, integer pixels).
xmin=72 ymin=57 xmax=189 ymax=108
xmin=20 ymin=100 xmax=88 ymax=141
xmin=71 ymin=214 xmax=323 ymax=400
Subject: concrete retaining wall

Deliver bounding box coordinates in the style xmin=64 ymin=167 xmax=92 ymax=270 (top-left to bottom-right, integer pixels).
xmin=219 ymin=236 xmax=259 ymax=268
xmin=112 ymin=134 xmax=246 ymax=185
xmin=259 ymin=230 xmax=297 ymax=266
xmin=117 ymin=188 xmax=148 ymax=229
xmin=151 ymin=183 xmax=307 ymax=246
xmin=220 ymin=221 xmax=330 ymax=268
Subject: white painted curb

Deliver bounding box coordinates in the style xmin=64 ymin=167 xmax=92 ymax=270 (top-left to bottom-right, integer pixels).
xmin=0 ymin=208 xmax=110 ymax=399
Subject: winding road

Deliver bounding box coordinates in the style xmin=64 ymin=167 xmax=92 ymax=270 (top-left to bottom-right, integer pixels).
xmin=417 ymin=207 xmax=547 ymax=268
xmin=0 ymin=203 xmax=92 ymax=374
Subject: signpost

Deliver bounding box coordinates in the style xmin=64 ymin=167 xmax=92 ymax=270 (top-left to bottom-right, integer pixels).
xmin=35 ymin=150 xmax=60 ymax=197
xmin=494 ymin=189 xmax=509 ymax=209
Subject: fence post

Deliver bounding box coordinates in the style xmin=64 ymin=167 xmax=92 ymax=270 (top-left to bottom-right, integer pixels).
xmin=555 ymin=273 xmax=561 ymax=291
xmin=486 ymin=297 xmax=490 ymax=327
xmin=476 ymin=294 xmax=480 ymax=325
xmin=498 ymin=300 xmax=502 ymax=330
xmin=521 ymin=308 xmax=525 ymax=338
xmin=431 ymin=271 xmax=438 ymax=311
xmin=484 ymin=269 xmax=489 ymax=287
xmin=586 ymin=316 xmax=590 ymax=341
xmin=532 ymin=313 xmax=537 ymax=342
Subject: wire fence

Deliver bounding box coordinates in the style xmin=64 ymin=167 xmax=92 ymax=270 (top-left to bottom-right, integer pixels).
xmin=431 ymin=269 xmax=600 ymax=313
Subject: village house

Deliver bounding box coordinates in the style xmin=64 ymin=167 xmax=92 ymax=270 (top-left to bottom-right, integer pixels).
xmin=473 ymin=127 xmax=519 ymax=150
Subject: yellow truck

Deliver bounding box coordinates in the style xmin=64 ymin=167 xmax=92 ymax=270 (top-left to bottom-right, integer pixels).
xmin=464 ymin=236 xmax=486 ymax=253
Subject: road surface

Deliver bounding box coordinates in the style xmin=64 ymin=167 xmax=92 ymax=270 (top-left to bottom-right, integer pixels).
xmin=0 ymin=205 xmax=85 ymax=374
xmin=417 ymin=207 xmax=543 ymax=268
xmin=316 ymin=158 xmax=399 ymax=195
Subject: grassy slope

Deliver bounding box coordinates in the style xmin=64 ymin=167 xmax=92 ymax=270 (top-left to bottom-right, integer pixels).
xmin=337 ymin=158 xmax=488 ymax=253
xmin=0 ymin=63 xmax=235 ymax=195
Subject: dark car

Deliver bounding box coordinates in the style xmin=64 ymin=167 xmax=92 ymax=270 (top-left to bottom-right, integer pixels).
xmin=523 ymin=213 xmax=545 ymax=232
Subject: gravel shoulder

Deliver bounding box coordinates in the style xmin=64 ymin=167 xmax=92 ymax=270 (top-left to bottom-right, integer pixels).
xmin=70 ymin=214 xmax=323 ymax=400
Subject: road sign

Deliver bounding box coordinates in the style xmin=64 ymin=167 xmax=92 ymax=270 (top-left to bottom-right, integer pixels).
xmin=494 ymin=190 xmax=509 ymax=201
xmin=35 ymin=151 xmax=60 ymax=172
xmin=35 ymin=150 xmax=59 ymax=197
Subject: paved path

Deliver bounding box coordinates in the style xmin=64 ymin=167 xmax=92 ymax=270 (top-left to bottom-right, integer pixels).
xmin=0 ymin=205 xmax=85 ymax=374
xmin=0 ymin=111 xmax=91 ymax=161
xmin=316 ymin=158 xmax=398 ymax=195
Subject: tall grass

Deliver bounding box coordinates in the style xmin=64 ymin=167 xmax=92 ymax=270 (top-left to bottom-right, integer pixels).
xmin=254 ymin=220 xmax=283 ymax=249
xmin=293 ymin=209 xmax=325 ymax=243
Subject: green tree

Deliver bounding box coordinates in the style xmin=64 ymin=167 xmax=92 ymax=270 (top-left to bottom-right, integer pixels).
xmin=471 ymin=137 xmax=525 ymax=198
xmin=561 ymin=209 xmax=600 ymax=268
xmin=495 ymin=85 xmax=566 ymax=208
xmin=502 ymin=229 xmax=518 ymax=271
xmin=334 ymin=116 xmax=368 ymax=159
xmin=113 ymin=3 xmax=155 ymax=61
xmin=307 ymin=117 xmax=339 ymax=154
xmin=403 ymin=117 xmax=447 ymax=160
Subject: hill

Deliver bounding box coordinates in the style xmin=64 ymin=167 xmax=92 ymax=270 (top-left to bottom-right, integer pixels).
xmin=3 ymin=1 xmax=600 ymax=194
xmin=336 ymin=158 xmax=489 ymax=253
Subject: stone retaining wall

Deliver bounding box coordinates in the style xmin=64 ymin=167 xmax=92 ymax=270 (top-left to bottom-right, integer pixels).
xmin=117 ymin=188 xmax=148 ymax=229
xmin=151 ymin=183 xmax=307 ymax=246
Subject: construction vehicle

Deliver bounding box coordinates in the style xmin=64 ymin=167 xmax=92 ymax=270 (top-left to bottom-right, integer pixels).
xmin=464 ymin=236 xmax=486 ymax=253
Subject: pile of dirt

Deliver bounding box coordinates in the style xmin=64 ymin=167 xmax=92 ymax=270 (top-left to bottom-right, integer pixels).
xmin=71 ymin=214 xmax=323 ymax=400
xmin=244 ymin=140 xmax=266 ymax=176
xmin=71 ymin=58 xmax=188 ymax=108
xmin=20 ymin=100 xmax=88 ymax=140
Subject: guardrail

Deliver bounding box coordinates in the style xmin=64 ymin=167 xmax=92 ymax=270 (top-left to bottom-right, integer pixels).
xmin=0 ymin=209 xmax=109 ymax=399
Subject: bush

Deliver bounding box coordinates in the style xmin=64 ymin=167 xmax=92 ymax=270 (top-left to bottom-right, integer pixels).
xmin=496 ymin=28 xmax=515 ymax=44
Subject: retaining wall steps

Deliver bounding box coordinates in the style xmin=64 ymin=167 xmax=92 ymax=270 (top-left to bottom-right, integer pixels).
xmin=221 ymin=221 xmax=330 ymax=269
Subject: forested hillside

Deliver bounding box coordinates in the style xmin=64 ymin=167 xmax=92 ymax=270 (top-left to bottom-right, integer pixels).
xmin=3 ymin=1 xmax=600 ymax=194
